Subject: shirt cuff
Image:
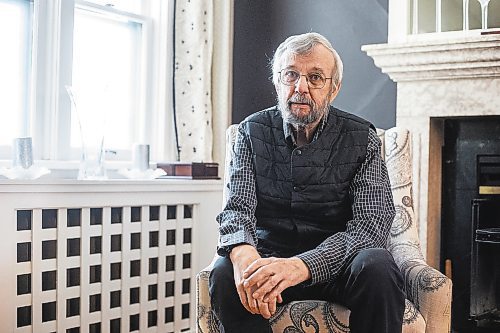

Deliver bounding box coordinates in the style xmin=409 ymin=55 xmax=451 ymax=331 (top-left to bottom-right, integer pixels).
xmin=217 ymin=242 xmax=246 ymax=257
xmin=218 ymin=229 xmax=256 ymax=257
xmin=296 ymin=249 xmax=330 ymax=286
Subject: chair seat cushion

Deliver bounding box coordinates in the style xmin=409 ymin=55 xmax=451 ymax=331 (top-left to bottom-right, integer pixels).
xmin=270 ymin=299 xmax=425 ymax=333
xmin=270 ymin=300 xmax=350 ymax=332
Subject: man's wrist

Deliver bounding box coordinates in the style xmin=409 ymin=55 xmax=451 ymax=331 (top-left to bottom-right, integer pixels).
xmin=229 ymin=244 xmax=258 ymax=262
xmin=291 ymin=257 xmax=312 ymax=282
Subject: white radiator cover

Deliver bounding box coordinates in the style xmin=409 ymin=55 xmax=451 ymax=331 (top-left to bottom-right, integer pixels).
xmin=0 ymin=179 xmax=223 ymax=333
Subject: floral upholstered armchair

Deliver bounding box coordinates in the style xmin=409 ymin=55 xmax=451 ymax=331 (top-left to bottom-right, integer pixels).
xmin=196 ymin=125 xmax=452 ymax=333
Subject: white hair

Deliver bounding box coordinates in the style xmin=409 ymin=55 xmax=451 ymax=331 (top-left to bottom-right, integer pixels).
xmin=271 ymin=32 xmax=343 ymax=89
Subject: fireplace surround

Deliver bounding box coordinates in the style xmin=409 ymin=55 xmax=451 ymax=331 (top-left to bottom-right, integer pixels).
xmin=363 ymin=33 xmax=500 ymax=332
xmin=363 ymin=33 xmax=500 ymax=267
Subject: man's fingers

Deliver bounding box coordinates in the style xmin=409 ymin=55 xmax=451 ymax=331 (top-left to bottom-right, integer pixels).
xmin=277 ymin=293 xmax=283 ymax=303
xmin=258 ymin=300 xmax=271 ymax=319
xmin=268 ymin=296 xmax=277 ymax=317
xmin=244 ymin=265 xmax=277 ymax=289
xmin=252 ymin=273 xmax=279 ymax=299
xmin=246 ymin=288 xmax=259 ymax=314
xmin=264 ymin=281 xmax=288 ymax=303
xmin=243 ymin=257 xmax=272 ymax=278
xmin=236 ymin=284 xmax=253 ymax=313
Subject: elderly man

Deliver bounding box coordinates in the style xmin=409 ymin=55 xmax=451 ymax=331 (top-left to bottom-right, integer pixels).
xmin=209 ymin=32 xmax=405 ymax=333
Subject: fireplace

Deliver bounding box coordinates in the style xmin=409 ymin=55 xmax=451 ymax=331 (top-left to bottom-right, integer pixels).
xmin=363 ymin=34 xmax=500 ymax=332
xmin=441 ymin=117 xmax=500 ymax=332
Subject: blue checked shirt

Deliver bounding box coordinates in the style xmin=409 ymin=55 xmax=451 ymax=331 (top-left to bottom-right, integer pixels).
xmin=216 ymin=111 xmax=395 ymax=285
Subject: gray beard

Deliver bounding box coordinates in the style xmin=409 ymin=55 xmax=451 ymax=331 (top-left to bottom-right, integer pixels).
xmin=278 ymin=94 xmax=330 ymax=126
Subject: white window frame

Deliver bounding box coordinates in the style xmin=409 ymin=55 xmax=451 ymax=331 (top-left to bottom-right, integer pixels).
xmin=0 ymin=0 xmax=33 ymax=158
xmin=1 ymin=0 xmax=174 ymax=167
xmin=388 ymin=0 xmax=498 ymax=43
xmin=64 ymin=0 xmax=151 ymax=161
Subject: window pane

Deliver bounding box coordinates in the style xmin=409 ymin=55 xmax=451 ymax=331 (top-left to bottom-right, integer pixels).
xmin=71 ymin=7 xmax=142 ymax=151
xmin=0 ymin=0 xmax=32 ymax=145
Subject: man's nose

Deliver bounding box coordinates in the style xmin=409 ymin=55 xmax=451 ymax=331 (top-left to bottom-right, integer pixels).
xmin=294 ymin=75 xmax=310 ymax=94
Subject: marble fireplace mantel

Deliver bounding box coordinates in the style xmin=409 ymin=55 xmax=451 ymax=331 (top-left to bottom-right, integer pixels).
xmin=363 ymin=34 xmax=500 ymax=268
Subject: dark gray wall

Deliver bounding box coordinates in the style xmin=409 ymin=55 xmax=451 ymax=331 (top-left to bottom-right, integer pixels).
xmin=232 ymin=0 xmax=396 ymax=129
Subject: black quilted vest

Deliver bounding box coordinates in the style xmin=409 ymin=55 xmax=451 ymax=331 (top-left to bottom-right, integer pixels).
xmin=241 ymin=106 xmax=372 ymax=257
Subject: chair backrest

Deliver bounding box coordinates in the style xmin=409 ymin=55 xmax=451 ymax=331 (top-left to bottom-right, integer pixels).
xmin=222 ymin=124 xmax=423 ymax=262
xmin=378 ymin=127 xmax=424 ymax=264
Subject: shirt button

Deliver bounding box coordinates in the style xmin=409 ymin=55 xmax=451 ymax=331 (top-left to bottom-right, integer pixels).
xmin=293 ymin=186 xmax=299 ymax=191
xmin=296 ymin=150 xmax=302 ymax=155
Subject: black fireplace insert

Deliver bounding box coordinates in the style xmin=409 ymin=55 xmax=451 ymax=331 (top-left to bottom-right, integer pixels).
xmin=441 ymin=117 xmax=500 ymax=333
xmin=470 ymin=155 xmax=500 ymax=329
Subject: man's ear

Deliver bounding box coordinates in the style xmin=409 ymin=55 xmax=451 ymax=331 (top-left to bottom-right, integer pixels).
xmin=329 ymin=82 xmax=342 ymax=103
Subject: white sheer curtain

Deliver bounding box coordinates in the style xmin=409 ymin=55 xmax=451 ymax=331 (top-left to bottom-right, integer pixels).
xmin=173 ymin=0 xmax=233 ymax=165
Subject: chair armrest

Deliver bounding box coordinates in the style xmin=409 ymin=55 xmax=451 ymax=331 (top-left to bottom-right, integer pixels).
xmin=196 ymin=255 xmax=221 ymax=333
xmin=389 ymin=240 xmax=452 ymax=332
xmin=400 ymin=258 xmax=452 ymax=333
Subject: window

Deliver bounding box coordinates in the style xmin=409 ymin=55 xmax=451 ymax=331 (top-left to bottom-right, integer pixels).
xmin=0 ymin=0 xmax=32 ymax=151
xmin=71 ymin=5 xmax=142 ymax=152
xmin=0 ymin=0 xmax=172 ymax=162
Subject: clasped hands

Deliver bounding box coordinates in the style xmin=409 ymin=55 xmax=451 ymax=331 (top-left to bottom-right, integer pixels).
xmin=229 ymin=244 xmax=311 ymax=319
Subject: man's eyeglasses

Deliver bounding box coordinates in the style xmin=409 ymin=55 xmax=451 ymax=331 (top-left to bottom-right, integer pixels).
xmin=278 ymin=69 xmax=333 ymax=89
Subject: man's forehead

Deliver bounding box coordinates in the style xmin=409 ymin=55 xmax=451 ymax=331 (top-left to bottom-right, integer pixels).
xmin=280 ymin=45 xmax=335 ymax=72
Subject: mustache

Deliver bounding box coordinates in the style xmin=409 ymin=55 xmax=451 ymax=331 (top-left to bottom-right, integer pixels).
xmin=288 ymin=94 xmax=314 ymax=107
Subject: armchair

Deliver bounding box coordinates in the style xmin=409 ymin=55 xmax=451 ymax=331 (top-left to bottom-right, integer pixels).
xmin=197 ymin=126 xmax=452 ymax=333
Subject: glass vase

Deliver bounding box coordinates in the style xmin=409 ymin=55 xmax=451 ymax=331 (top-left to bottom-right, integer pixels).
xmin=66 ymin=86 xmax=107 ymax=180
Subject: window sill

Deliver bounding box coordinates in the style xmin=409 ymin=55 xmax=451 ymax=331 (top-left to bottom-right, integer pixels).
xmin=0 ymin=160 xmax=222 ymax=183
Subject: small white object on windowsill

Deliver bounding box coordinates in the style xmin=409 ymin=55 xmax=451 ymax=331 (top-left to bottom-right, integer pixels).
xmin=117 ymin=143 xmax=166 ymax=179
xmin=0 ymin=165 xmax=51 ymax=180
xmin=117 ymin=168 xmax=166 ymax=180
xmin=0 ymin=137 xmax=51 ymax=180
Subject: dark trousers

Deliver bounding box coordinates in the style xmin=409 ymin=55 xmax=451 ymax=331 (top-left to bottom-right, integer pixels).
xmin=209 ymin=248 xmax=405 ymax=333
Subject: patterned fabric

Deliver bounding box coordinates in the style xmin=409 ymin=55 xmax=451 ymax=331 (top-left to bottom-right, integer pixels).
xmin=174 ymin=0 xmax=213 ymax=161
xmin=382 ymin=128 xmax=452 ymax=333
xmin=196 ymin=126 xmax=452 ymax=333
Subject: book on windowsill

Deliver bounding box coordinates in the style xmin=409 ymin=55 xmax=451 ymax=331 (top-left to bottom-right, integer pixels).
xmin=156 ymin=162 xmax=219 ymax=179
